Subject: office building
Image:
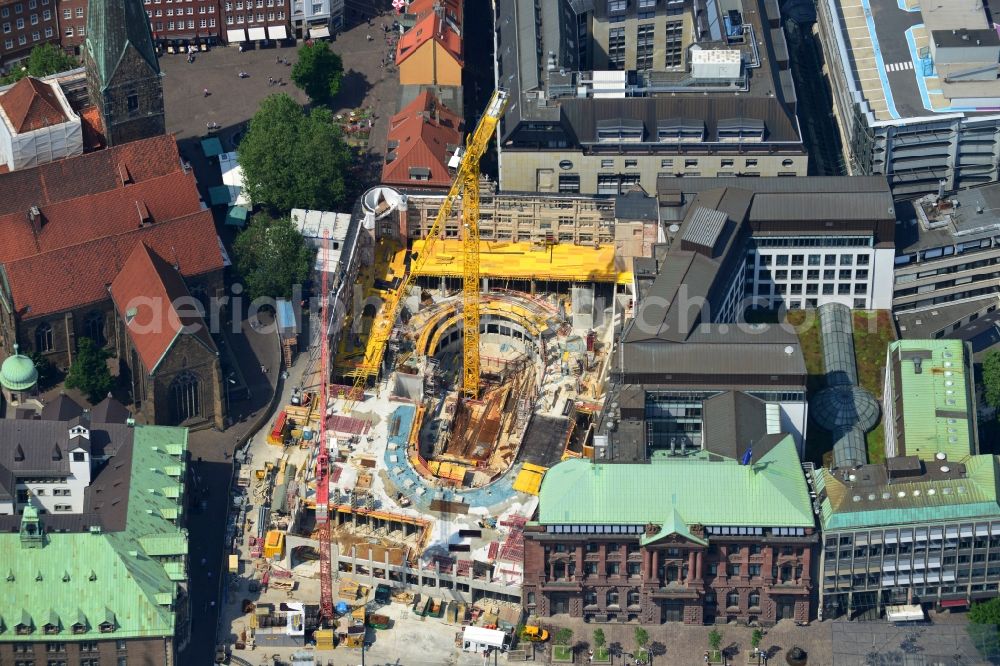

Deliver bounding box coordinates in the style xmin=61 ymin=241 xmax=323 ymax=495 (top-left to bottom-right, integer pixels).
xmin=893 ymin=183 xmax=1000 ymax=347
xmin=813 ymin=339 xmax=1000 ymax=619
xmin=0 ymin=0 xmax=59 ymax=68
xmin=816 ymin=0 xmax=1000 ymax=195
xmin=494 ymin=0 xmax=807 ymax=194
xmin=0 ymin=410 xmax=191 ymax=663
xmin=523 ymin=434 xmax=816 ymax=625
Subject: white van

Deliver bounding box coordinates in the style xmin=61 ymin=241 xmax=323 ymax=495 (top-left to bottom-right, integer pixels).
xmin=462 ymin=626 xmax=508 ymax=653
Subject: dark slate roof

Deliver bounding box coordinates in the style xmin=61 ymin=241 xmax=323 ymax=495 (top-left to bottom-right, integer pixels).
xmin=40 ymin=394 xmax=85 ymax=422
xmin=614 ymin=189 xmax=658 ymax=222
xmin=91 ymin=394 xmax=131 ymax=424
xmin=85 ymin=0 xmax=160 ymax=91
xmin=702 ymin=391 xmax=783 ymax=462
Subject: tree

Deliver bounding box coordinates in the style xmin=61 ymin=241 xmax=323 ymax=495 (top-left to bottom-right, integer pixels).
xmin=970 ymin=597 xmax=1000 ymax=626
xmin=65 ymin=338 xmax=113 ymax=403
xmin=233 ymin=214 xmax=314 ymax=301
xmin=554 ymin=628 xmax=573 ymax=646
xmin=1 ymin=43 xmax=79 ymax=84
xmin=708 ymin=629 xmax=723 ymax=652
xmin=751 ymin=629 xmax=764 ymax=653
xmin=28 ymin=351 xmax=60 ymax=390
xmin=983 ymin=350 xmax=1000 ymax=412
xmin=634 ymin=627 xmax=649 ymax=650
xmin=291 ymin=41 xmax=344 ymax=104
xmin=237 ymin=94 xmax=353 ymax=212
xmin=592 ymin=628 xmax=606 ymax=650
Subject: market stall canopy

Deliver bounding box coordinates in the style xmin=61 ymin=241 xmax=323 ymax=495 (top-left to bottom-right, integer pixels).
xmin=267 ymin=25 xmax=288 ymax=40
xmin=247 ymin=27 xmax=266 ymax=40
xmin=226 ymin=28 xmax=247 ymax=42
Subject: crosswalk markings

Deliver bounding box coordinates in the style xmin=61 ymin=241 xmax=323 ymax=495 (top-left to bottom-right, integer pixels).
xmin=886 ymin=61 xmax=915 ymax=72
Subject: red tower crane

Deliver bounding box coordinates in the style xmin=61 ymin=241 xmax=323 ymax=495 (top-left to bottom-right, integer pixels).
xmin=315 ymin=230 xmax=334 ymax=623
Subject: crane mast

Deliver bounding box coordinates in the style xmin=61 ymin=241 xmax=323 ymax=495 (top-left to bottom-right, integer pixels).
xmin=348 ymin=89 xmax=509 ymax=402
xmin=315 ymin=230 xmax=333 ymax=622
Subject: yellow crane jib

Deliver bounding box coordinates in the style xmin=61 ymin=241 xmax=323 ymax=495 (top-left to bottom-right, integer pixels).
xmin=348 ymin=89 xmax=509 ymax=403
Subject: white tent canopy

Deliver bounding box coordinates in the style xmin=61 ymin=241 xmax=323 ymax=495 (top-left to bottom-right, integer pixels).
xmin=267 ymin=25 xmax=287 ymax=40
xmin=247 ymin=26 xmax=266 ymax=40
xmin=226 ymin=28 xmax=246 ymax=42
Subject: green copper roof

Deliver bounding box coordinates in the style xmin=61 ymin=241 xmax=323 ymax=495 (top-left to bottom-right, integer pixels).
xmin=538 ymin=435 xmax=814 ymax=528
xmin=813 ymin=455 xmax=1000 ymax=531
xmin=0 ymin=425 xmax=188 ymax=641
xmin=0 ymin=346 xmax=38 ymax=391
xmin=85 ymin=0 xmax=160 ymax=90
xmin=886 ymin=339 xmax=975 ymax=461
xmin=640 ymin=506 xmax=708 ymax=546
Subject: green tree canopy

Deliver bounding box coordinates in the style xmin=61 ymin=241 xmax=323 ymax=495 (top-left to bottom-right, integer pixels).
xmin=291 ymin=41 xmax=344 ymax=104
xmin=65 ymin=338 xmax=113 ymax=404
xmin=592 ymin=628 xmax=606 ymax=649
xmin=634 ymin=627 xmax=649 ymax=649
xmin=1 ymin=43 xmax=79 ymax=84
xmin=28 ymin=351 xmax=60 ymax=391
xmin=233 ymin=213 xmax=314 ymax=301
xmin=553 ymin=628 xmax=573 ymax=646
xmin=708 ymin=629 xmax=723 ymax=652
xmin=971 ymin=597 xmax=1000 ymax=625
xmin=237 ymin=94 xmax=352 ymax=212
xmin=983 ymin=350 xmax=1000 ymax=412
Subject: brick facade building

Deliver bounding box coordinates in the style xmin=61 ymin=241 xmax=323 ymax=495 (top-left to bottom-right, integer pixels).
xmin=523 ymin=436 xmax=816 ymax=625
xmin=0 ymin=0 xmax=59 ymax=67
xmin=0 ymin=135 xmax=227 ymax=429
xmin=58 ymin=0 xmax=87 ymax=53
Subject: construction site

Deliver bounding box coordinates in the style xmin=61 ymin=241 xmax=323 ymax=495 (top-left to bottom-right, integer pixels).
xmin=217 ymin=91 xmax=641 ymax=661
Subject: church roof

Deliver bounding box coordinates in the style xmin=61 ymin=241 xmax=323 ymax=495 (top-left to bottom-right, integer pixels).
xmin=40 ymin=394 xmax=85 ymax=422
xmin=91 ymin=394 xmax=131 ymax=424
xmin=0 ymin=77 xmax=69 ymax=133
xmin=4 ymin=209 xmax=223 ymax=320
xmin=109 ymin=243 xmax=218 ymax=374
xmin=0 ymin=134 xmax=181 ymax=218
xmin=85 ymin=0 xmax=160 ymax=91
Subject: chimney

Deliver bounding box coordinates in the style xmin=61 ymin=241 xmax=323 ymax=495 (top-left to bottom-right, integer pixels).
xmin=27 ymin=205 xmax=42 ymax=233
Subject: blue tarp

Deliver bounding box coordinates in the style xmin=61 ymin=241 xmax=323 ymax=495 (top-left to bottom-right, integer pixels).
xmin=276 ymin=299 xmax=297 ymax=336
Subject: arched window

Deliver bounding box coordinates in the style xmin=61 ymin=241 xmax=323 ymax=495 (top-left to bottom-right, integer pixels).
xmin=85 ymin=311 xmax=105 ymax=347
xmin=34 ymin=322 xmax=53 ymax=352
xmin=607 ymin=589 xmax=619 ymax=606
xmin=726 ymin=592 xmax=740 ymax=608
xmin=627 ymin=589 xmax=640 ymax=607
xmin=170 ymin=370 xmax=201 ymax=423
xmin=749 ymin=592 xmax=761 ymax=608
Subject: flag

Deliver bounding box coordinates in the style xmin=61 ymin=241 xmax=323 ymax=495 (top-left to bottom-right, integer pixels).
xmin=741 ymin=446 xmax=752 ymax=465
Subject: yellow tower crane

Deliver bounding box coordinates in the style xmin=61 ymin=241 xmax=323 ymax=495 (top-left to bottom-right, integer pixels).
xmin=348 ymin=89 xmax=509 ymax=402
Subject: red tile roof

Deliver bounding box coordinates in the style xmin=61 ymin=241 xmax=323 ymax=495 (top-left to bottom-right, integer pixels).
xmin=396 ymin=12 xmax=463 ymax=67
xmin=0 ymin=134 xmax=182 ymax=217
xmin=5 ymin=210 xmax=224 ymax=319
xmin=0 ymin=170 xmax=203 ymax=265
xmin=382 ymin=91 xmax=463 ymax=189
xmin=0 ymin=77 xmax=69 ymax=133
xmin=79 ymin=105 xmax=106 ymax=150
xmin=108 ymin=241 xmax=218 ymax=373
xmin=406 ymin=0 xmax=462 ymax=25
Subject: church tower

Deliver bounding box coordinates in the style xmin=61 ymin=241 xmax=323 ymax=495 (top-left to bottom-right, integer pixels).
xmin=83 ymin=0 xmax=165 ymax=146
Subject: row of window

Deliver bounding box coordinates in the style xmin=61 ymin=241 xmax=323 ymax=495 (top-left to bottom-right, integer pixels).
xmin=758 ymin=269 xmax=869 ymax=281
xmin=755 ymin=253 xmax=871 ymax=267
xmin=150 ymin=18 xmax=216 ymax=29
xmin=752 ymin=298 xmax=870 ymax=310
xmin=0 ymin=0 xmax=50 ymax=17
xmin=2 ymin=27 xmax=51 ymax=48
xmin=1 ymin=10 xmax=51 ymax=31
xmin=755 ymin=282 xmax=868 ymax=297
xmin=224 ymin=12 xmax=284 ymax=22
xmin=148 ymin=5 xmax=214 ymax=15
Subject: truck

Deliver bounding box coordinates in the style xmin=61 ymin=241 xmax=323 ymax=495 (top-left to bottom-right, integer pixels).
xmin=462 ymin=626 xmax=508 ymax=654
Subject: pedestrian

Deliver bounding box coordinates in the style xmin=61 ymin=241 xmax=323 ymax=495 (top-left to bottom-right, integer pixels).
xmin=268 ymin=76 xmax=274 ymax=86
xmin=203 ymin=87 xmax=210 ymax=97
xmin=276 ymin=54 xmax=280 ymax=63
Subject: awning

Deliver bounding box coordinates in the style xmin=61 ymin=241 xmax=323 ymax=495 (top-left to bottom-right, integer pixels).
xmin=267 ymin=24 xmax=287 ymax=40
xmin=886 ymin=604 xmax=923 ymax=622
xmin=941 ymin=599 xmax=968 ymax=608
xmin=208 ymin=186 xmax=232 ymax=206
xmin=225 ymin=205 xmax=249 ymax=227
xmin=226 ymin=28 xmax=246 ymax=42
xmin=308 ymin=25 xmax=330 ymax=39
xmin=201 ymin=136 xmax=224 ymax=157
xmin=247 ymin=26 xmax=266 ymax=40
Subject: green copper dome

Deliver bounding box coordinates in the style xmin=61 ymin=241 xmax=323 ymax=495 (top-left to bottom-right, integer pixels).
xmin=1 ymin=345 xmax=38 ymax=391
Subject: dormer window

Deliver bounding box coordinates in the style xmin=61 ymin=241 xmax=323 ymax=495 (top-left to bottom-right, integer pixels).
xmin=15 ymin=622 xmax=32 ymax=635
xmin=597 ymin=118 xmax=644 ymax=143
xmin=43 ymin=623 xmax=59 ymax=634
xmin=72 ymin=451 xmax=86 ymax=462
xmin=69 ymin=425 xmax=90 ymax=440
xmin=99 ymin=621 xmax=115 ymax=633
